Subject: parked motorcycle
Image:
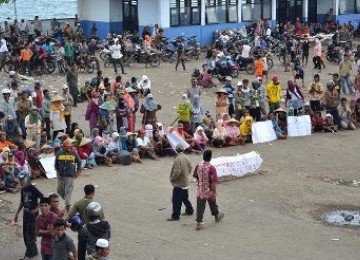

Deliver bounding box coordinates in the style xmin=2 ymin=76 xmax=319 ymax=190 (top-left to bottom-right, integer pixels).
xmin=126 ymin=45 xmax=161 ymax=67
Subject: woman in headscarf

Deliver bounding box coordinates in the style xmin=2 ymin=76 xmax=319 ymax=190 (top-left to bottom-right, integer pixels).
xmin=140 ymin=93 xmax=162 ymax=128
xmin=92 ymin=136 xmax=113 ymax=166
xmin=106 ymin=132 xmax=121 ymax=163
xmin=193 ymin=126 xmax=209 ymax=152
xmin=190 ymin=95 xmax=203 ymax=134
xmin=115 ymin=96 xmax=128 ymax=132
xmin=151 ymin=129 xmax=174 ymax=157
xmin=24 ymin=106 xmax=42 ymax=150
xmin=85 ymin=92 xmax=100 ymax=134
xmin=27 ymin=148 xmax=46 ymax=178
xmin=14 ymin=150 xmax=31 ymax=178
xmin=225 ymin=118 xmax=243 ymax=146
xmin=137 ymin=75 xmax=151 ymax=97
xmin=240 ymin=116 xmax=254 ymax=143
xmin=212 ymin=119 xmax=227 ymax=148
xmin=0 ymin=147 xmax=10 ymax=163
xmin=285 ymin=80 xmax=304 ymax=115
xmin=124 ymin=132 xmax=142 ymax=163
xmin=123 ymin=88 xmax=136 ymax=132
xmin=177 ymin=94 xmax=192 ymax=133
xmin=50 ymin=94 xmax=66 ymax=140
xmin=313 ymin=38 xmax=322 ymax=72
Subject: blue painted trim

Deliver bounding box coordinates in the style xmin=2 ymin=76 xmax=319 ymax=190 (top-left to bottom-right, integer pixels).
xmin=80 ymin=20 xmax=123 ymax=39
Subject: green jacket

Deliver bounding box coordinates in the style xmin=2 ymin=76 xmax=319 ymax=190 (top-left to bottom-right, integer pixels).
xmin=170 ymin=152 xmax=192 ymax=188
xmin=177 ymin=103 xmax=192 ymax=122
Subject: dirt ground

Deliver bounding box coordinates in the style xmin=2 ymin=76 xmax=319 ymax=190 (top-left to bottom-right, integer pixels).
xmin=1 ymin=53 xmax=360 ymax=260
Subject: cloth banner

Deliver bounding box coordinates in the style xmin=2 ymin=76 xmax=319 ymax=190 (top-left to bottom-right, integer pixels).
xmin=39 ymin=156 xmax=57 ymax=179
xmin=166 ymin=132 xmax=190 ymax=152
xmin=252 ymin=120 xmax=277 ymax=144
xmin=287 ymin=115 xmax=312 ymax=137
xmin=211 ymin=151 xmax=263 ymax=178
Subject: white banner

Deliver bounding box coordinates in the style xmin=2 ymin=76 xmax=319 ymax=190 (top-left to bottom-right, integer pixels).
xmin=39 ymin=156 xmax=57 ymax=179
xmin=287 ymin=115 xmax=312 ymax=137
xmin=252 ymin=121 xmax=277 ymax=144
xmin=211 ymin=151 xmax=263 ymax=178
xmin=166 ymin=132 xmax=190 ymax=152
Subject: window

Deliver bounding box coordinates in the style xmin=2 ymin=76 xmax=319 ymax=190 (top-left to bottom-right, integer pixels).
xmin=170 ymin=0 xmax=201 ymax=27
xmin=339 ymin=0 xmax=355 ymax=14
xmin=206 ymin=0 xmax=239 ymax=24
xmin=241 ymin=0 xmax=271 ymax=21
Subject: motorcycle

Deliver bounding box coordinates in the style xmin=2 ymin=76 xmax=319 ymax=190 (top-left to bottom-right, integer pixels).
xmin=126 ymin=45 xmax=161 ymax=67
xmin=235 ymin=54 xmax=255 ymax=75
xmin=326 ymin=43 xmax=342 ymax=63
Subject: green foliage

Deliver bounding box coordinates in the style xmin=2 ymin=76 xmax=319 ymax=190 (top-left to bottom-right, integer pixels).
xmin=0 ymin=0 xmax=11 ymax=4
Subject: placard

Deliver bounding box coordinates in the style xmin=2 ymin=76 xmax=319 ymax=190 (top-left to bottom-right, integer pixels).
xmin=252 ymin=121 xmax=277 ymax=144
xmin=287 ymin=115 xmax=312 ymax=137
xmin=40 ymin=156 xmax=57 ymax=179
xmin=211 ymin=152 xmax=263 ymax=178
xmin=166 ymin=132 xmax=190 ymax=152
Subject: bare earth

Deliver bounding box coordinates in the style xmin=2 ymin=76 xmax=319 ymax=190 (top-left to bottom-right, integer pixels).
xmin=1 ymin=54 xmax=360 ymax=260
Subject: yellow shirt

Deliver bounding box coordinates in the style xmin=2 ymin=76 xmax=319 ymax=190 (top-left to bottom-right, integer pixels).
xmin=266 ymin=82 xmax=282 ymax=103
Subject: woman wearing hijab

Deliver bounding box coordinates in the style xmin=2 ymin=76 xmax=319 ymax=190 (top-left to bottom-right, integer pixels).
xmin=212 ymin=119 xmax=227 ymax=148
xmin=24 ymin=106 xmax=42 ymax=150
xmin=285 ymin=80 xmax=304 ymax=115
xmin=50 ymin=95 xmax=66 ymax=140
xmin=193 ymin=126 xmax=209 ymax=152
xmin=215 ymin=89 xmax=229 ymax=120
xmin=137 ymin=75 xmax=151 ymax=97
xmin=140 ymin=93 xmax=162 ymax=128
xmin=123 ymin=88 xmax=136 ymax=132
xmin=313 ymin=38 xmax=322 ymax=72
xmin=240 ymin=116 xmax=254 ymax=143
xmin=97 ymin=102 xmax=116 ymax=136
xmin=85 ymin=92 xmax=100 ymax=134
xmin=190 ymin=95 xmax=203 ymax=134
xmin=106 ymin=132 xmax=121 ymax=163
xmin=177 ymin=94 xmax=192 ymax=133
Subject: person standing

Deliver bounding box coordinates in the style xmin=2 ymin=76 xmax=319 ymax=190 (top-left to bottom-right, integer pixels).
xmin=66 ymin=63 xmax=79 ymax=107
xmin=41 ymin=89 xmax=52 ymax=142
xmin=16 ymin=91 xmax=32 ymax=140
xmin=266 ymin=75 xmax=282 ymax=113
xmin=55 ymin=139 xmax=82 ymax=212
xmin=86 ymin=239 xmax=110 ymax=260
xmin=13 ymin=172 xmax=44 ymax=259
xmin=32 ymin=82 xmax=43 ymax=110
xmin=175 ymin=38 xmax=186 ymax=71
xmin=167 ymin=144 xmax=194 ymax=221
xmin=32 ymin=16 xmax=42 ymax=36
xmin=50 ymin=94 xmax=66 ymax=140
xmin=24 ymin=106 xmax=42 ymax=150
xmin=109 ymin=39 xmax=125 ymax=74
xmin=52 ymin=219 xmax=78 ymax=260
xmin=193 ymin=150 xmax=224 ymax=231
xmin=35 ymin=197 xmax=58 ymax=260
xmin=64 ymin=38 xmax=74 ymax=66
xmin=0 ymin=34 xmax=9 ymax=72
xmin=339 ymin=54 xmax=355 ymax=94
xmin=62 ymin=85 xmax=74 ymax=134
xmin=313 ymin=38 xmax=322 ymax=72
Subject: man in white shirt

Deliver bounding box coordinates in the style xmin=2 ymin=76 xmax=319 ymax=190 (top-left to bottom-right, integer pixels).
xmin=109 ymin=38 xmax=125 ymax=74
xmin=19 ymin=19 xmax=28 ymax=35
xmin=32 ymin=16 xmax=42 ymax=36
xmin=0 ymin=35 xmax=9 ymax=72
xmin=241 ymin=43 xmax=251 ymax=58
xmin=136 ymin=129 xmax=158 ymax=160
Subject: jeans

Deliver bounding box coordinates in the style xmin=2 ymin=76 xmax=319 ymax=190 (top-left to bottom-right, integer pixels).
xmin=340 ymin=75 xmax=354 ymax=94
xmin=171 ymin=187 xmax=194 ymax=220
xmin=18 ymin=117 xmax=27 ymax=139
xmin=23 ymin=214 xmax=38 ymax=258
xmin=326 ymin=106 xmax=343 ymax=129
xmin=70 ymin=92 xmax=78 ymax=107
xmin=196 ymin=198 xmax=219 ymax=223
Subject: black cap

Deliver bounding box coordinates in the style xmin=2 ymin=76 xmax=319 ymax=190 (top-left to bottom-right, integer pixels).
xmin=40 ymin=197 xmax=51 ymax=205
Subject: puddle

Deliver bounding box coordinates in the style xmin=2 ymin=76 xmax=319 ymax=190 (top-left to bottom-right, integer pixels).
xmin=322 ymin=210 xmax=360 ymax=227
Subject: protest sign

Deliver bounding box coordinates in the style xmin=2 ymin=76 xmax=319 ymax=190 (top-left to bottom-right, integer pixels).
xmin=211 ymin=151 xmax=263 ymax=179
xmin=252 ymin=121 xmax=277 ymax=144
xmin=166 ymin=132 xmax=190 ymax=152
xmin=40 ymin=156 xmax=57 ymax=179
xmin=287 ymin=115 xmax=312 ymax=137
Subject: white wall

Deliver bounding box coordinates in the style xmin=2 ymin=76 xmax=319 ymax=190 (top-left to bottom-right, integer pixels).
xmin=317 ymin=0 xmax=335 ymax=14
xmin=80 ymin=0 xmax=110 ymax=21
xmin=159 ymin=0 xmax=170 ymax=28
xmin=138 ymin=0 xmax=160 ymax=26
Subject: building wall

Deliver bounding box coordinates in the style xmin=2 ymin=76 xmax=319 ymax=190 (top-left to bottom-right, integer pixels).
xmin=317 ymin=0 xmax=335 ymax=23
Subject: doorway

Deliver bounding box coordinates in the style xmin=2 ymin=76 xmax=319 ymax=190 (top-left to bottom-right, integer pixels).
xmin=277 ymin=0 xmax=303 ymax=23
xmin=308 ymin=0 xmax=318 ymax=23
xmin=123 ymin=0 xmax=138 ymax=33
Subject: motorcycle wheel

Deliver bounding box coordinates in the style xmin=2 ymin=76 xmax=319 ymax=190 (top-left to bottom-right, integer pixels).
xmin=245 ymin=63 xmax=255 ymax=75
xmin=87 ymin=57 xmax=99 ymax=73
xmin=46 ymin=61 xmax=56 ymax=74
xmin=149 ymin=55 xmax=161 ymax=67
xmin=267 ymin=57 xmax=274 ymax=70
xmin=193 ymin=50 xmax=200 ymax=60
xmin=100 ymin=52 xmax=107 ymax=61
xmin=126 ymin=56 xmax=136 ymax=67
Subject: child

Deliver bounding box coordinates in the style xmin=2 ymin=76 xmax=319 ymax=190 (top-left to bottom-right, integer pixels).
xmin=49 ymin=193 xmax=65 ymax=218
xmin=268 ymin=112 xmax=286 ymax=139
xmin=254 ymin=55 xmax=265 ymax=79
xmin=323 ymin=114 xmax=336 ymax=132
xmin=53 ymin=218 xmax=77 ymax=260
xmin=311 ymin=112 xmax=325 ymax=132
xmin=293 ymin=63 xmax=304 ymax=88
xmin=18 ymin=43 xmax=33 ymax=75
xmin=240 ymin=116 xmax=254 ymax=143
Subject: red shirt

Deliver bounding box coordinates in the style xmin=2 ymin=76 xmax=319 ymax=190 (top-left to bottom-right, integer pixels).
xmin=36 ymin=212 xmax=58 ymax=255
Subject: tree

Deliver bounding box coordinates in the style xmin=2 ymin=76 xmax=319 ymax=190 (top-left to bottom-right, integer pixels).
xmin=0 ymin=0 xmax=11 ymax=4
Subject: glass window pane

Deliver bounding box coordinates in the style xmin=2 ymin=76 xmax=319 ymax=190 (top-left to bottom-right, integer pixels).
xmin=339 ymin=0 xmax=355 ymax=14
xmin=357 ymin=0 xmax=360 ymax=12
xmin=228 ymin=5 xmax=238 ymax=22
xmin=179 ymin=7 xmax=190 ymax=26
xmin=263 ymin=3 xmax=271 ymax=18
xmin=206 ymin=7 xmax=218 ymax=23
xmin=192 ymin=7 xmax=201 ymax=24
xmin=170 ymin=8 xmax=179 ymax=26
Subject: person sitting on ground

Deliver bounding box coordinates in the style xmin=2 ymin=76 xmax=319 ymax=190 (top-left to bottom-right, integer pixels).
xmin=77 ymin=137 xmax=96 ymax=169
xmin=174 ymin=123 xmax=200 ymax=154
xmin=92 ymin=136 xmax=113 ymax=167
xmin=268 ymin=112 xmax=286 ymax=139
xmin=311 ymin=112 xmax=325 ymax=132
xmin=323 ymin=114 xmax=336 ymax=132
xmin=303 ymin=101 xmax=314 ymax=117
xmin=0 ymin=131 xmax=17 ymax=152
xmin=27 ymin=148 xmax=46 ymax=178
xmin=212 ymin=119 xmax=227 ymax=148
xmin=200 ymin=68 xmax=216 ymax=88
xmin=202 ymin=111 xmax=216 ymax=140
xmin=106 ymin=132 xmax=122 ymax=164
xmin=192 ymin=126 xmax=209 ymax=152
xmin=225 ymin=118 xmax=243 ymax=145
xmin=338 ymin=97 xmax=356 ymax=130
xmin=123 ymin=132 xmax=142 ymax=163
xmin=240 ymin=116 xmax=254 ymax=143
xmin=0 ymin=153 xmax=21 ymax=193
xmin=275 ymin=108 xmax=288 ymax=134
xmin=137 ymin=129 xmax=158 ymax=160
xmin=151 ymin=129 xmax=174 ymax=157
